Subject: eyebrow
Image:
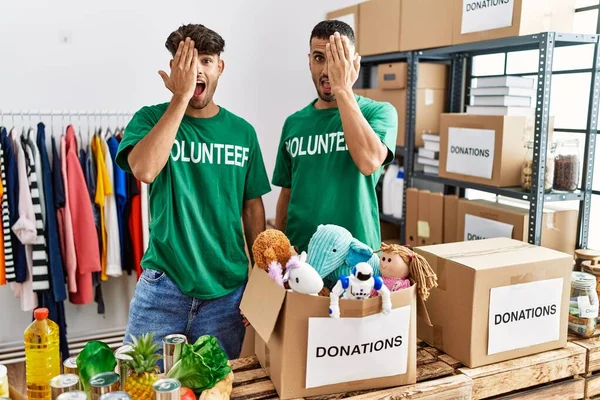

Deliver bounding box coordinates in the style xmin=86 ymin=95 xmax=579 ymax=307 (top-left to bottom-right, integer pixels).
xmin=312 ymin=50 xmax=325 ymax=56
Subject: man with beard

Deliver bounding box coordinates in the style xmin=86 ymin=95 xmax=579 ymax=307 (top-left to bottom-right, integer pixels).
xmin=272 ymin=20 xmax=398 ymax=254
xmin=116 ymin=24 xmax=271 ymax=360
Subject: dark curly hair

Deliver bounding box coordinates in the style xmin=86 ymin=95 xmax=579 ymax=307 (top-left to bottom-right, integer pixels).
xmin=310 ymin=20 xmax=355 ymax=46
xmin=165 ymin=23 xmax=225 ymax=56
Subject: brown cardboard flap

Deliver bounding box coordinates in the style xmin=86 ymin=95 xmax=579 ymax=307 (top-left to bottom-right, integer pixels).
xmin=240 ymin=268 xmax=286 ymax=344
xmin=418 ymin=295 xmax=432 ymax=327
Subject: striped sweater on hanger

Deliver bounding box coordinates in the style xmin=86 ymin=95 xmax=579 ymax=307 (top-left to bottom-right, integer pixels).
xmin=22 ymin=135 xmax=49 ymax=291
xmin=0 ymin=144 xmax=14 ymax=282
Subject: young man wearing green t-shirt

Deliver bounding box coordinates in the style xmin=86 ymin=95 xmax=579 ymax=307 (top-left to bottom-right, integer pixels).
xmin=272 ymin=20 xmax=398 ymax=253
xmin=116 ymin=24 xmax=271 ymax=361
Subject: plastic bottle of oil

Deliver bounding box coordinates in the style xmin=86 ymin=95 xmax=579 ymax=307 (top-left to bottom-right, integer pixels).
xmin=25 ymin=308 xmax=61 ymax=400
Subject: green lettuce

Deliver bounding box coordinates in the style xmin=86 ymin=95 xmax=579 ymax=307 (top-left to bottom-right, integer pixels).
xmin=166 ymin=335 xmax=231 ymax=393
xmin=76 ymin=341 xmax=117 ymax=393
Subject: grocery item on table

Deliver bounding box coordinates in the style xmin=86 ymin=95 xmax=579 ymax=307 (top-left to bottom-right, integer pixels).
xmin=122 ymin=333 xmax=160 ymax=400
xmin=63 ymin=357 xmax=79 ymax=377
xmin=152 ymin=379 xmax=181 ymax=400
xmin=50 ymin=374 xmax=80 ymax=400
xmin=520 ymin=140 xmax=555 ymax=192
xmin=99 ymin=391 xmax=131 ymax=400
xmin=575 ymin=249 xmax=600 ymax=271
xmin=56 ymin=391 xmax=88 ymax=400
xmin=0 ymin=364 xmax=8 ymax=398
xmin=553 ymin=139 xmax=580 ymax=192
xmin=569 ymin=271 xmax=600 ymax=337
xmin=162 ymin=335 xmax=187 ymax=375
xmin=90 ymin=372 xmax=120 ymax=400
xmin=76 ymin=341 xmax=117 ymax=394
xmin=114 ymin=345 xmax=133 ymax=391
xmin=25 ymin=308 xmax=61 ymax=400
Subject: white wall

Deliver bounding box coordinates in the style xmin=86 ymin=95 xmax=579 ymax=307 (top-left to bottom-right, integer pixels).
xmin=0 ymin=0 xmax=361 ymax=343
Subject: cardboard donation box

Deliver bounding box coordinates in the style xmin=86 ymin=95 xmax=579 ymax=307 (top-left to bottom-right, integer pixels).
xmin=439 ymin=113 xmax=527 ymax=187
xmin=415 ymin=237 xmax=572 ymax=368
xmin=457 ymin=199 xmax=579 ymax=255
xmin=453 ymin=0 xmax=575 ymax=45
xmin=240 ymin=267 xmax=425 ymax=399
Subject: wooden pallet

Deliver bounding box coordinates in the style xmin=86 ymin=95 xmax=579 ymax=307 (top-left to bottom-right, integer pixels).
xmin=458 ymin=342 xmax=586 ymax=400
xmin=230 ymin=341 xmax=468 ymax=400
xmin=571 ymin=336 xmax=600 ymax=399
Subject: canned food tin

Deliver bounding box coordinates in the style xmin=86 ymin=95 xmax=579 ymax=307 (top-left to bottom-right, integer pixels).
xmin=162 ymin=334 xmax=187 ymax=374
xmin=90 ymin=372 xmax=120 ymax=400
xmin=99 ymin=391 xmax=131 ymax=400
xmin=50 ymin=374 xmax=80 ymax=400
xmin=63 ymin=357 xmax=79 ymax=376
xmin=114 ymin=345 xmax=133 ymax=390
xmin=153 ymin=378 xmax=181 ymax=400
xmin=56 ymin=391 xmax=88 ymax=400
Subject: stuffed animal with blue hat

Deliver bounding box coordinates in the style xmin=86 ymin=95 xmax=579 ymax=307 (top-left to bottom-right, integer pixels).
xmin=306 ymin=224 xmax=380 ymax=289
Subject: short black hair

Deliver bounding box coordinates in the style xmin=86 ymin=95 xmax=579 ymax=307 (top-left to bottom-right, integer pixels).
xmin=165 ymin=23 xmax=225 ymax=57
xmin=310 ymin=20 xmax=355 ymax=47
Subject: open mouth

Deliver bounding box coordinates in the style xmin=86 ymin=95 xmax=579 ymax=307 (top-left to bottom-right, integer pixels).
xmin=194 ymin=82 xmax=206 ymax=98
xmin=321 ymin=79 xmax=331 ymax=93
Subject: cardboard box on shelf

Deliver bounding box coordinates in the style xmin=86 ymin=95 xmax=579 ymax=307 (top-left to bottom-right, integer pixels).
xmin=363 ymin=87 xmax=446 ymax=148
xmin=457 ymin=199 xmax=579 ymax=255
xmin=438 ymin=113 xmax=528 ymax=187
xmin=443 ymin=195 xmax=460 ymax=244
xmin=452 ymin=0 xmax=575 ymax=45
xmin=327 ymin=4 xmax=363 ymax=53
xmin=378 ymin=63 xmax=448 ymax=91
xmin=415 ymin=237 xmax=573 ymax=368
xmin=359 ymin=0 xmax=402 ymax=55
xmin=400 ymin=0 xmax=454 ymax=51
xmin=241 ymin=267 xmax=430 ymax=399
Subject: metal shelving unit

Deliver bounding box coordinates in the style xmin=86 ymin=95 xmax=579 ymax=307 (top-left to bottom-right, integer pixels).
xmin=362 ymin=31 xmax=600 ymax=248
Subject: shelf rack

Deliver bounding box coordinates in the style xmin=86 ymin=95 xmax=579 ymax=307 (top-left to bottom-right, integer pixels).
xmin=361 ymin=32 xmax=600 ymax=248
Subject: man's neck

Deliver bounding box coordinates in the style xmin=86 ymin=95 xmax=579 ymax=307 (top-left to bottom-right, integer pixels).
xmin=314 ymin=98 xmax=339 ymax=110
xmin=185 ymin=101 xmax=220 ymax=118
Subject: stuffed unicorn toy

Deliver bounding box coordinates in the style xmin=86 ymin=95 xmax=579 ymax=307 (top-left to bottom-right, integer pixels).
xmin=283 ymin=252 xmax=324 ymax=296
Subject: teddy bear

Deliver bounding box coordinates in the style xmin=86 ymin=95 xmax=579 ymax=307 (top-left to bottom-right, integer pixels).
xmin=252 ymin=229 xmax=293 ymax=276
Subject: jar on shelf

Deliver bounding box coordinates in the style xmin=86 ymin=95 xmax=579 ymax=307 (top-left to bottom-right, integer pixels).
xmin=569 ymin=271 xmax=600 ymax=338
xmin=520 ymin=140 xmax=555 ymax=192
xmin=553 ymin=139 xmax=580 ymax=192
xmin=575 ymin=249 xmax=600 ymax=271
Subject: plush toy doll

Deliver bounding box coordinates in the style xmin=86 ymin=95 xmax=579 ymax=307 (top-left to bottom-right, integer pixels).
xmin=252 ymin=229 xmax=293 ymax=284
xmin=282 ymin=252 xmax=324 ymax=296
xmin=329 ymin=262 xmax=391 ymax=318
xmin=306 ymin=224 xmax=380 ymax=289
xmin=373 ymin=243 xmax=438 ymax=301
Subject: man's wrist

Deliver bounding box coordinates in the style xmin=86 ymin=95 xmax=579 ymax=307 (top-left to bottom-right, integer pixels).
xmin=334 ymin=87 xmax=356 ymax=104
xmin=171 ymin=94 xmax=191 ymax=107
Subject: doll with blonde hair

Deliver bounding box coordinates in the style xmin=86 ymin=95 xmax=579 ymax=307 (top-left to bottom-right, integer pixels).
xmin=372 ymin=243 xmax=438 ymax=300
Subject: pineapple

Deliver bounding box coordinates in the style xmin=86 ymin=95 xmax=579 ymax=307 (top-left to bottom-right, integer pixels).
xmin=123 ymin=333 xmax=161 ymax=400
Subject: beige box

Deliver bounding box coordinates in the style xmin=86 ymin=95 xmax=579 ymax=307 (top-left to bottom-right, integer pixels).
xmin=443 ymin=195 xmax=460 ymax=243
xmin=457 ymin=199 xmax=579 ymax=255
xmin=415 ymin=237 xmax=572 ymax=368
xmin=327 ymin=4 xmax=362 ymax=53
xmin=359 ymin=0 xmax=402 ymax=56
xmin=439 ymin=113 xmax=528 ymax=187
xmin=400 ymin=0 xmax=454 ymax=51
xmin=452 ymin=0 xmax=575 ymax=45
xmin=241 ymin=267 xmax=429 ymax=399
xmin=378 ymin=62 xmax=448 ymax=91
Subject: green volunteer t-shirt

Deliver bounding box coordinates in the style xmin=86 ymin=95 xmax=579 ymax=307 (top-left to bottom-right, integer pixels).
xmin=116 ymin=103 xmax=271 ymax=299
xmin=272 ymin=94 xmax=398 ymax=253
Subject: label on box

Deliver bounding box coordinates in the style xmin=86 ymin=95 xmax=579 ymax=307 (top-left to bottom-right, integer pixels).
xmin=461 ymin=0 xmax=515 ymax=34
xmin=446 ymin=127 xmax=495 ymax=179
xmin=464 ymin=214 xmax=513 ymax=241
xmin=425 ymin=89 xmax=434 ymax=106
xmin=488 ymin=278 xmax=563 ymax=355
xmin=306 ymin=305 xmax=411 ymax=388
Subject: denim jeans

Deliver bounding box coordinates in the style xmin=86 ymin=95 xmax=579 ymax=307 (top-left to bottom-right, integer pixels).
xmin=124 ymin=268 xmax=247 ymax=368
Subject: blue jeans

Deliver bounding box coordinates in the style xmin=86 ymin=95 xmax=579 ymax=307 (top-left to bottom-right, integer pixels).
xmin=124 ymin=268 xmax=247 ymax=368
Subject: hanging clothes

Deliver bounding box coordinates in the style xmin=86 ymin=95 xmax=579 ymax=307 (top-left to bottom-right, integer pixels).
xmin=36 ymin=123 xmax=67 ymax=303
xmin=1 ymin=127 xmax=26 ymax=284
xmin=53 ymin=135 xmax=77 ymax=294
xmin=107 ymin=136 xmax=127 ymax=274
xmin=0 ymin=134 xmax=10 ymax=285
xmin=100 ymin=137 xmax=121 ymax=278
xmin=0 ymin=162 xmax=5 ymax=286
xmin=129 ymin=178 xmax=143 ymax=278
xmin=64 ymin=126 xmax=100 ymax=304
xmin=10 ymin=128 xmax=39 ymax=312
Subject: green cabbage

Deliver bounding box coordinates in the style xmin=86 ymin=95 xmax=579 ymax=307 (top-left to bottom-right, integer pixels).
xmin=76 ymin=341 xmax=118 ymax=393
xmin=166 ymin=335 xmax=231 ymax=393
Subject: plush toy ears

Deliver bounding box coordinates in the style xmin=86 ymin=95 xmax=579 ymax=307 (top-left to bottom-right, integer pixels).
xmin=346 ymin=239 xmax=374 ymax=266
xmin=300 ymin=251 xmax=308 ymax=262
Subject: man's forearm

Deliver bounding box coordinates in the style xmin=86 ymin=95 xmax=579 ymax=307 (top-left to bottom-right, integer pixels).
xmin=243 ymin=198 xmax=266 ymax=265
xmin=336 ymin=89 xmax=387 ymax=176
xmin=128 ymin=95 xmax=188 ymax=183
xmin=274 ymin=188 xmax=290 ymax=232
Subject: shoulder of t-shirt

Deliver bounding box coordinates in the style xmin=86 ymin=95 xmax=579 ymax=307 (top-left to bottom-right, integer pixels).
xmin=357 ymin=95 xmax=396 ymax=119
xmin=132 ymin=102 xmax=170 ymax=124
xmin=220 ymin=107 xmax=260 ymax=139
xmin=280 ymin=101 xmax=315 ymax=134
